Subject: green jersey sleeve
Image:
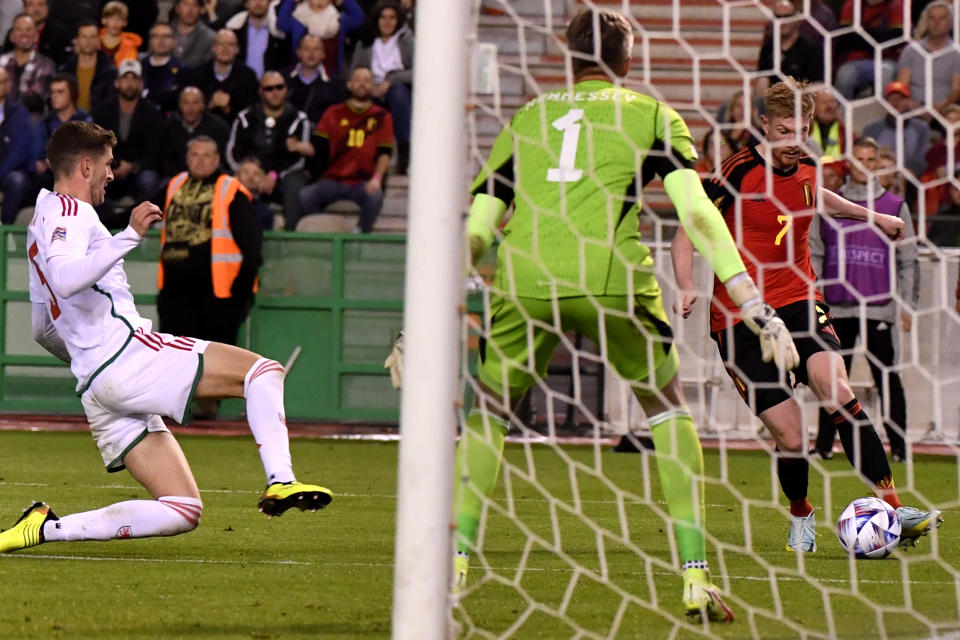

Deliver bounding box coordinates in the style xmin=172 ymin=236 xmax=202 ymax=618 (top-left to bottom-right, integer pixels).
xmin=470 ymin=125 xmax=515 ymax=203
xmin=639 ymin=103 xmax=698 ymax=186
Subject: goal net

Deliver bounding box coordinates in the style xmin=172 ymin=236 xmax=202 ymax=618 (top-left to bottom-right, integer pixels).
xmin=431 ymin=0 xmax=960 ymax=638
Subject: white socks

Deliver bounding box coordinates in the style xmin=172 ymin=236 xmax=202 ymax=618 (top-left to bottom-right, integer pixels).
xmin=244 ymin=358 xmax=296 ymax=485
xmin=42 ymin=496 xmax=202 ymax=542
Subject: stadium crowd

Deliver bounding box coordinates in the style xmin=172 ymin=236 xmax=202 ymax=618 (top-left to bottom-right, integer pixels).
xmin=0 ymin=0 xmax=412 ymax=232
xmin=696 ymin=0 xmax=960 ymax=248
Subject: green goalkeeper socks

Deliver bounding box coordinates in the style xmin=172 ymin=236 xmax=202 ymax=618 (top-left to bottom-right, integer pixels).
xmin=453 ymin=411 xmax=508 ymax=555
xmin=649 ymin=408 xmax=707 ymax=565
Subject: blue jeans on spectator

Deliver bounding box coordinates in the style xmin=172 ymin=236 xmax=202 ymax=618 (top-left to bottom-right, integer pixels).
xmin=385 ymin=83 xmax=411 ymax=146
xmin=1 ymin=170 xmax=31 ymax=224
xmin=835 ymin=59 xmax=896 ymax=100
xmin=298 ymin=179 xmax=385 ymax=233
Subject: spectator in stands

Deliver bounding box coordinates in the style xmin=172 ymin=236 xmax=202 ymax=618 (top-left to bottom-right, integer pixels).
xmin=719 ymin=90 xmax=759 ymax=153
xmin=47 ymin=0 xmax=100 ymax=32
xmin=820 ymin=156 xmax=847 ymax=193
xmin=299 ymin=65 xmax=393 ymax=233
xmin=32 ymin=73 xmax=92 ymax=191
xmin=286 ymin=33 xmax=346 ymax=122
xmin=834 ymin=0 xmax=903 ymax=100
xmin=93 ymin=59 xmax=163 ymax=226
xmin=693 ymin=128 xmax=730 ymax=177
xmin=172 ymin=0 xmax=217 ymax=69
xmin=796 ymin=0 xmax=836 ymax=48
xmin=0 ymin=67 xmax=33 ymax=224
xmin=0 ymin=4 xmax=20 ymax=49
xmin=928 ymin=170 xmax=960 ymax=246
xmin=235 ymin=155 xmax=276 ymax=229
xmin=920 ymin=104 xmax=960 ymax=215
xmin=755 ymin=0 xmax=823 ymax=95
xmin=810 ymin=136 xmax=916 ymax=463
xmin=141 ymin=22 xmax=185 ymax=116
xmin=924 ymin=104 xmax=960 ymax=176
xmin=896 ymin=1 xmax=960 ymax=115
xmin=863 ymin=81 xmax=930 ymax=179
xmin=227 ymin=0 xmax=291 ymax=80
xmin=158 ymin=135 xmax=262 ymax=419
xmin=877 ymin=146 xmax=907 ymax=199
xmin=99 ymin=1 xmax=143 ymax=67
xmin=276 ymin=0 xmax=365 ymax=75
xmin=61 ymin=20 xmax=117 ymax=113
xmin=188 ymin=29 xmax=259 ymax=123
xmin=201 ymin=0 xmax=246 ymax=29
xmin=227 ymin=70 xmax=311 ymax=228
xmin=7 ymin=0 xmax=71 ymax=67
xmin=123 ymin=1 xmax=159 ymax=42
xmin=809 ymin=89 xmax=845 ymax=158
xmin=0 ymin=14 xmax=55 ymax=115
xmin=158 ymin=86 xmax=231 ymax=179
xmin=351 ymin=0 xmax=411 ymax=174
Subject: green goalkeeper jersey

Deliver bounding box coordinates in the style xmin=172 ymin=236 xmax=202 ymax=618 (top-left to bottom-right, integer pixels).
xmin=471 ymin=79 xmax=698 ymax=299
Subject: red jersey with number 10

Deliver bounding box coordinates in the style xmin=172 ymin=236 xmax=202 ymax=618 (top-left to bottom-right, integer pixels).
xmin=314 ymin=102 xmax=394 ymax=184
xmin=703 ymin=146 xmax=822 ymax=332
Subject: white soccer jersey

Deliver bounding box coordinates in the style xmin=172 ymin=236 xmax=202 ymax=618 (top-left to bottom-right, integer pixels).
xmin=28 ymin=189 xmax=151 ymax=391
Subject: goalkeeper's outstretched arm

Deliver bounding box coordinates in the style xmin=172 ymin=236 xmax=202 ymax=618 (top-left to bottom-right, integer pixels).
xmin=666 ymin=168 xmax=799 ymax=371
xmin=467 ymin=126 xmax=514 ymax=265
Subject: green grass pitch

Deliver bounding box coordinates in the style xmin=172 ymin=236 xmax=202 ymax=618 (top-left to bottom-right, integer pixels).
xmin=0 ymin=430 xmax=957 ymax=639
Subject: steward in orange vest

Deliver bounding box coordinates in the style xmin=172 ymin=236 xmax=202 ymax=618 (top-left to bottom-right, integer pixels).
xmin=157 ymin=137 xmax=262 ymax=350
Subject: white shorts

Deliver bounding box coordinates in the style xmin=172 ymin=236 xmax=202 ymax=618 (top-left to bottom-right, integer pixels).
xmin=80 ymin=329 xmax=211 ymax=471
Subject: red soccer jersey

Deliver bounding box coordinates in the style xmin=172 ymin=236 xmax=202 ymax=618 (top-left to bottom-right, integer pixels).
xmin=704 ymin=146 xmax=822 ymax=333
xmin=314 ymin=102 xmax=394 ymax=184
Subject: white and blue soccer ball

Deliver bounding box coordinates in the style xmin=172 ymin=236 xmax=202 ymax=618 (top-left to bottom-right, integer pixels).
xmin=836 ymin=497 xmax=901 ymax=559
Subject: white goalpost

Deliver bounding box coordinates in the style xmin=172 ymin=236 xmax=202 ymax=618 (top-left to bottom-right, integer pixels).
xmin=390 ymin=0 xmax=470 ymax=638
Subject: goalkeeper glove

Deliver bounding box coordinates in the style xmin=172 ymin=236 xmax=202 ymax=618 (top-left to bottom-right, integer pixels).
xmin=724 ymin=273 xmax=800 ymax=371
xmin=384 ymin=331 xmax=404 ymax=389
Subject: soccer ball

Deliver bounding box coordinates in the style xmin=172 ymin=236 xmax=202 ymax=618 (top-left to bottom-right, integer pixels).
xmin=836 ymin=497 xmax=901 ymax=559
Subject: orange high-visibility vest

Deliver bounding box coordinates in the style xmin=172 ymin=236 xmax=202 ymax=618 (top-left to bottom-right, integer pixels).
xmin=157 ymin=172 xmax=257 ymax=298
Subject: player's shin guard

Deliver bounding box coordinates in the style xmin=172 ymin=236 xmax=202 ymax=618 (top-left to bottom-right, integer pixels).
xmin=41 ymin=497 xmax=202 ymax=542
xmin=244 ymin=358 xmax=295 ymax=485
xmin=776 ymin=450 xmax=813 ymax=516
xmin=831 ymin=398 xmax=902 ymax=509
xmin=649 ymin=408 xmax=707 ymax=567
xmin=453 ymin=411 xmax=507 ymax=555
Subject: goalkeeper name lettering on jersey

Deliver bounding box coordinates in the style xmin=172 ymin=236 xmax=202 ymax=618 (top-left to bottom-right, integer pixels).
xmin=28 ymin=189 xmax=151 ymax=391
xmin=471 ymin=79 xmax=698 ymax=299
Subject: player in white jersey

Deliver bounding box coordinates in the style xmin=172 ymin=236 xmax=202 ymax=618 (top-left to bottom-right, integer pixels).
xmin=0 ymin=121 xmax=331 ymax=553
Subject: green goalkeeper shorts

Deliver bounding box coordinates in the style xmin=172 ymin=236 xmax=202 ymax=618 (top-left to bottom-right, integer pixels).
xmin=477 ymin=293 xmax=679 ymax=399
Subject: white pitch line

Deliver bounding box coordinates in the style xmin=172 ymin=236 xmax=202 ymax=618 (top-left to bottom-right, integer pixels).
xmin=2 ymin=482 xmax=957 ymax=513
xmin=0 ymin=554 xmax=955 ymax=586
xmin=0 ymin=554 xmax=311 ymax=566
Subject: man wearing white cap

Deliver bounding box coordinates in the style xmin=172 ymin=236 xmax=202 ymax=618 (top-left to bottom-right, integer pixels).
xmin=92 ymin=58 xmax=165 ymax=227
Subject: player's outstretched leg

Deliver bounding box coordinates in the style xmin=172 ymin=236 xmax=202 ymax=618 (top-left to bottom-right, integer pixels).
xmin=827 ymin=397 xmax=942 ymax=546
xmin=0 ymin=502 xmax=58 ymax=552
xmin=198 ymin=344 xmax=333 ymax=516
xmin=451 ymin=410 xmax=508 ymax=596
xmin=0 ymin=497 xmax=204 ymax=552
xmin=243 ymin=357 xmax=332 ymax=516
xmin=808 ymin=354 xmax=944 ymax=547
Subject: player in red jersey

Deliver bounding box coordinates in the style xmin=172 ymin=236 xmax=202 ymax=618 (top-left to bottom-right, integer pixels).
xmin=672 ymin=79 xmax=941 ymax=552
